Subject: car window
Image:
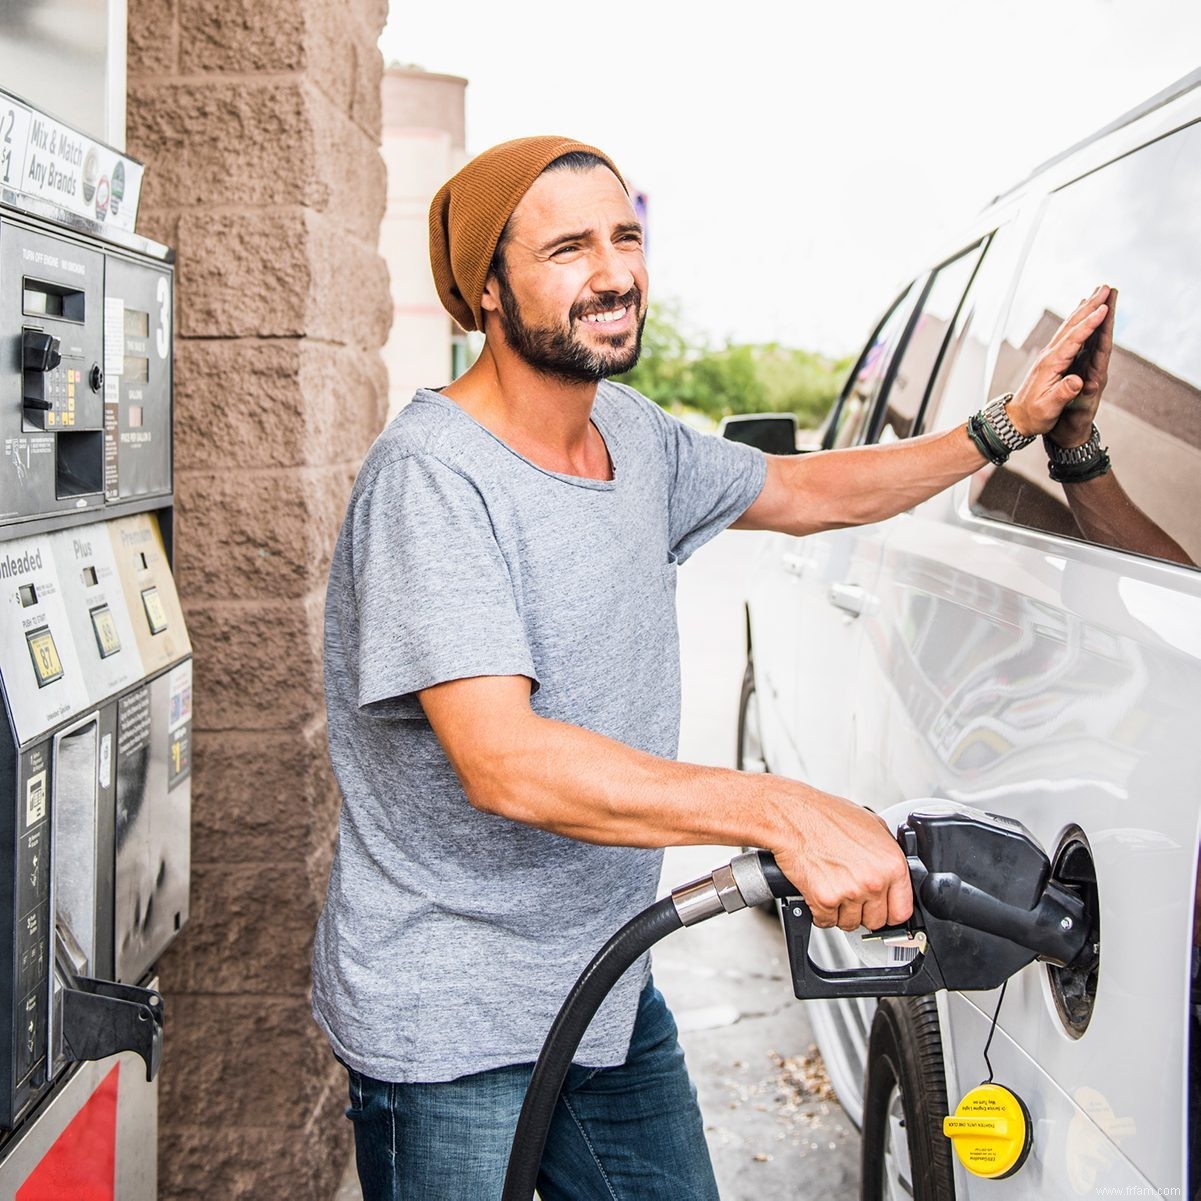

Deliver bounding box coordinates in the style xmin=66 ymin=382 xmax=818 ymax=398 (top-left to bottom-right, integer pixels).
xmin=825 ymin=281 xmax=922 ymax=450
xmin=872 ymin=241 xmax=988 ymax=444
xmin=969 ymin=120 xmax=1201 ymax=569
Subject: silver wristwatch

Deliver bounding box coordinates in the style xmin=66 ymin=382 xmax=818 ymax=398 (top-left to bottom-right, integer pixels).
xmin=981 ymin=393 xmax=1035 ymax=454
xmin=1044 ymin=423 xmax=1102 ymax=467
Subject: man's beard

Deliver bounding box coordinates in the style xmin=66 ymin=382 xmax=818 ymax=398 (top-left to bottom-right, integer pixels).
xmin=496 ymin=282 xmax=646 ymax=383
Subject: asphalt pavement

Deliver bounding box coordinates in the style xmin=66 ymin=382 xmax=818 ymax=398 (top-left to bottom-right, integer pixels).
xmin=335 ymin=530 xmax=862 ymax=1199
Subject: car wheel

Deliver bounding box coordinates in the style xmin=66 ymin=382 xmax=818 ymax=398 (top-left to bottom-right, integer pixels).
xmin=860 ymin=996 xmax=956 ymax=1201
xmin=736 ymin=658 xmax=766 ymax=774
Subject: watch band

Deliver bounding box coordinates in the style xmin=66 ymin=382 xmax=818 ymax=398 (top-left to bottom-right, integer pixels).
xmin=1044 ymin=424 xmax=1101 ymax=467
xmin=981 ymin=393 xmax=1035 ymax=454
xmin=1045 ymin=424 xmax=1110 ymax=483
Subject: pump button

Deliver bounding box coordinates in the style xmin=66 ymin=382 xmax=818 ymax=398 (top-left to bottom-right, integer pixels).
xmin=90 ymin=605 xmax=122 ymax=658
xmin=141 ymin=586 xmax=168 ymax=635
xmin=25 ymin=627 xmax=64 ymax=687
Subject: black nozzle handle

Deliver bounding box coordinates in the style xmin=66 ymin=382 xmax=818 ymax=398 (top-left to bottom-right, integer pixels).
xmin=779 ymin=888 xmax=949 ymax=999
xmin=919 ymin=871 xmax=1089 ymax=967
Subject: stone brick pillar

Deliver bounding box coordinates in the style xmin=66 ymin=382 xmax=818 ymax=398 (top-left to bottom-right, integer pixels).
xmin=124 ymin=1 xmax=391 ymax=1195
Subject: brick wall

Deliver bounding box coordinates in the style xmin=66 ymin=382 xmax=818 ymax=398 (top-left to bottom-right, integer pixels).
xmin=124 ymin=0 xmax=391 ymax=1194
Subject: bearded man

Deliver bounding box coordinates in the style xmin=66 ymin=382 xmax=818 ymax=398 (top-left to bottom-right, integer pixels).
xmin=312 ymin=136 xmax=1110 ymax=1200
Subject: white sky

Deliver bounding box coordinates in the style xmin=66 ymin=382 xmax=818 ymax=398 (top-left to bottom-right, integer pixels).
xmin=380 ymin=2 xmax=1200 ymax=356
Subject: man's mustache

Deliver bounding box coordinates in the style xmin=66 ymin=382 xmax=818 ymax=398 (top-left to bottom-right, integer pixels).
xmin=571 ymin=287 xmax=642 ymax=323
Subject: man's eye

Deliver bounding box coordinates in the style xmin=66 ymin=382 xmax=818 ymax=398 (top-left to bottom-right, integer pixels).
xmin=552 ymin=244 xmax=580 ymax=257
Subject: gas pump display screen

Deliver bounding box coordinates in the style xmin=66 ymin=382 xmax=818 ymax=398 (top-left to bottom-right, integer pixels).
xmin=89 ymin=605 xmax=121 ymax=658
xmin=124 ymin=308 xmax=150 ymax=338
xmin=26 ymin=628 xmax=64 ymax=687
xmin=124 ymin=355 xmax=149 ymax=383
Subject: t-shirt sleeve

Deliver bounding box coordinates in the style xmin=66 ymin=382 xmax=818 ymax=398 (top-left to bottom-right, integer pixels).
xmin=640 ymin=396 xmax=767 ymax=564
xmin=348 ymin=454 xmax=538 ymax=717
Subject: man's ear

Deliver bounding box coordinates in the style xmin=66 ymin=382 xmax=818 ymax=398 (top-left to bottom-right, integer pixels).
xmin=480 ymin=273 xmax=502 ymax=314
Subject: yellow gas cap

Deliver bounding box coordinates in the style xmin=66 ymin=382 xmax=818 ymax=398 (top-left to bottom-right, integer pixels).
xmin=943 ymin=1083 xmax=1032 ymax=1179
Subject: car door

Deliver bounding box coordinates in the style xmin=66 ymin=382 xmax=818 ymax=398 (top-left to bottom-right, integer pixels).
xmin=790 ymin=242 xmax=988 ymax=800
xmin=790 ymin=242 xmax=991 ymax=1122
xmin=745 ymin=284 xmax=921 ymax=780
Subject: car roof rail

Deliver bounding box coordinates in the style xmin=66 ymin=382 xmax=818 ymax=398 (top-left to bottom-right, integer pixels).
xmin=985 ymin=66 xmax=1201 ymax=210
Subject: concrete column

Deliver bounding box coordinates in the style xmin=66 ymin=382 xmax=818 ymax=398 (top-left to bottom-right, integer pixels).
xmin=125 ymin=0 xmax=391 ymax=1194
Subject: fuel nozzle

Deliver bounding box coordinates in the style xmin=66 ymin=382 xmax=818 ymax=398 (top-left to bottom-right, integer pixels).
xmin=778 ymin=805 xmax=1096 ymax=1000
xmin=22 ymin=329 xmax=62 ymax=411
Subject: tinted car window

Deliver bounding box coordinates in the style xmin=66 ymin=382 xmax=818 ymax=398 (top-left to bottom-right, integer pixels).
xmin=970 ymin=120 xmax=1201 ymax=568
xmin=827 ymin=281 xmax=921 ymax=449
xmin=873 ymin=242 xmax=987 ymax=443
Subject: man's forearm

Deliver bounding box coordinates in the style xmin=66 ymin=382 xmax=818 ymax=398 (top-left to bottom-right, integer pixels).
xmin=451 ymin=704 xmax=797 ymax=852
xmin=769 ymin=425 xmax=986 ymax=537
xmin=420 ymin=674 xmax=914 ymax=928
xmin=1061 ymin=470 xmax=1192 ymax=566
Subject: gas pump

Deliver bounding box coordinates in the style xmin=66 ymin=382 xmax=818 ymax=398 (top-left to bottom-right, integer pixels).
xmin=0 ymin=88 xmax=189 ymax=1199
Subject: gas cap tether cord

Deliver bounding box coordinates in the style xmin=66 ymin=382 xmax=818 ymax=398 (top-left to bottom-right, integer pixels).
xmin=981 ymin=978 xmax=1008 ymax=1084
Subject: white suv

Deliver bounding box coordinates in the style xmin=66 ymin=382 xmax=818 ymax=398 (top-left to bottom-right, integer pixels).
xmin=733 ymin=69 xmax=1201 ymax=1200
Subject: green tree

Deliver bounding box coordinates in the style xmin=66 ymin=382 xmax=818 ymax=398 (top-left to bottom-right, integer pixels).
xmin=617 ymin=303 xmax=851 ymax=430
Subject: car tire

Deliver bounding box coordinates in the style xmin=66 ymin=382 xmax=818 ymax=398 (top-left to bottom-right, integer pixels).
xmin=735 ymin=658 xmax=766 ymax=774
xmin=860 ymin=996 xmax=956 ymax=1201
xmin=735 ymin=656 xmax=778 ymax=917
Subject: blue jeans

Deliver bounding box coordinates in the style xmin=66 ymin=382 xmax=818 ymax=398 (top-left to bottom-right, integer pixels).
xmin=342 ymin=980 xmax=719 ymax=1201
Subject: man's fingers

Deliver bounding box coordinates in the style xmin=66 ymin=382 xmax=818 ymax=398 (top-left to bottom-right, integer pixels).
xmin=1050 ymin=285 xmax=1110 ymax=347
xmin=1048 ymin=304 xmax=1109 ymax=370
xmin=861 ymin=895 xmax=890 ymax=932
xmin=1098 ymin=288 xmax=1117 ymax=356
xmin=886 ymin=870 xmax=914 ymax=927
xmin=1055 ymin=373 xmax=1085 ymax=404
xmin=836 ymin=901 xmax=864 ymax=933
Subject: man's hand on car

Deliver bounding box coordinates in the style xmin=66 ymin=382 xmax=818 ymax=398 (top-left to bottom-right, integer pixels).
xmin=1048 ymin=286 xmax=1116 ymax=449
xmin=1008 ymin=284 xmax=1112 ymax=439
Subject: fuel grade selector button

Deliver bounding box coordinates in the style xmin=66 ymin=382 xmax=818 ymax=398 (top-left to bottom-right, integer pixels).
xmin=24 ymin=628 xmax=63 ymax=688
xmin=943 ymin=1083 xmax=1032 ymax=1179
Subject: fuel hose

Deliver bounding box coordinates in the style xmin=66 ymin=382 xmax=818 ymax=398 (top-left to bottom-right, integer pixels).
xmin=501 ymin=851 xmax=795 ymax=1201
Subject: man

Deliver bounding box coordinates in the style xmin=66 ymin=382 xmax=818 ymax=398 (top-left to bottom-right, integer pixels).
xmin=312 ymin=135 xmax=1110 ymax=1200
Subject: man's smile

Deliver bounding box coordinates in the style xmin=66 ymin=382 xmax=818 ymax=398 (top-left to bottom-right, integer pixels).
xmin=580 ymin=305 xmax=629 ymax=325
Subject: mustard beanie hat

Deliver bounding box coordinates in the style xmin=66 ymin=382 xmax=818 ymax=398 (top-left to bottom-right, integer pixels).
xmin=428 ymin=135 xmax=625 ymax=332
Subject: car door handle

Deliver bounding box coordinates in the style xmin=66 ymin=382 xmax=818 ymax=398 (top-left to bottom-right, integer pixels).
xmin=781 ymin=552 xmax=807 ymax=577
xmin=828 ymin=582 xmax=866 ymax=617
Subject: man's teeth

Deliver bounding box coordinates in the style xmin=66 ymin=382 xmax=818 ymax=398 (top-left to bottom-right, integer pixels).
xmin=582 ymin=306 xmax=627 ymax=324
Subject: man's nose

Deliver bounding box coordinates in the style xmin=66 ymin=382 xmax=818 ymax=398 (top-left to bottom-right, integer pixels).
xmin=589 ymin=243 xmax=636 ymax=296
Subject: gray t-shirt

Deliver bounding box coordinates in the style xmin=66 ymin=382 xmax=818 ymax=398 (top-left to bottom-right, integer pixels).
xmin=312 ymin=381 xmax=766 ymax=1083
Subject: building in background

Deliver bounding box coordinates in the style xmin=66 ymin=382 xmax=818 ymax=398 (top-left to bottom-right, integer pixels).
xmin=380 ymin=65 xmax=469 ymax=417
